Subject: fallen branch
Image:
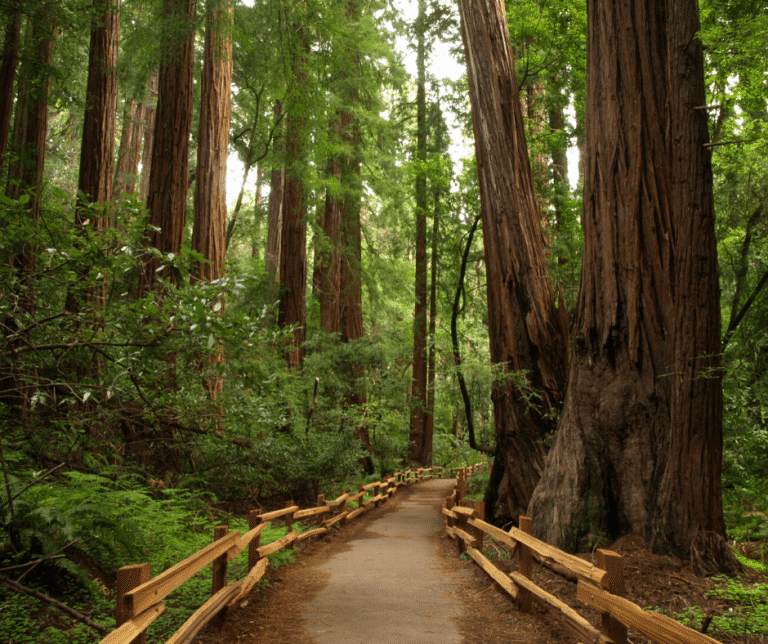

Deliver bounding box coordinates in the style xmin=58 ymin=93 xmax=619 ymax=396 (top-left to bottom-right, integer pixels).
xmin=0 ymin=574 xmax=108 ymax=636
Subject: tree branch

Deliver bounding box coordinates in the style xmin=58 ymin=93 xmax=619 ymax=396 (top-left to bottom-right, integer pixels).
xmin=0 ymin=574 xmax=109 ymax=636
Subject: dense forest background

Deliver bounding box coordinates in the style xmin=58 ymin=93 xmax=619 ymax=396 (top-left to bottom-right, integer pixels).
xmin=0 ymin=0 xmax=767 ymax=640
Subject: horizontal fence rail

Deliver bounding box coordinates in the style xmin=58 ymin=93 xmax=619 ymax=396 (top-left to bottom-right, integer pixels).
xmin=443 ymin=469 xmax=720 ymax=644
xmin=100 ymin=465 xmax=469 ymax=644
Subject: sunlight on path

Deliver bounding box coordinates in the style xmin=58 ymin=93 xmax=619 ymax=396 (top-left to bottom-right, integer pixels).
xmin=304 ymin=479 xmax=463 ymax=644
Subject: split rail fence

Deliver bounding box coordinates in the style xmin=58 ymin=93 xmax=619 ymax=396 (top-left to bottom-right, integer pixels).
xmin=99 ymin=465 xmax=470 ymax=644
xmin=444 ymin=469 xmax=721 ymax=644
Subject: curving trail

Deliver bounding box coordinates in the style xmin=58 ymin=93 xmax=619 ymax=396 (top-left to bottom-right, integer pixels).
xmin=304 ymin=479 xmax=463 ymax=643
xmin=195 ymin=478 xmax=567 ymax=644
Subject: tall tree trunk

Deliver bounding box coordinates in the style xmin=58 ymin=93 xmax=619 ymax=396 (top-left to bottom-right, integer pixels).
xmin=191 ymin=0 xmax=232 ymax=409
xmin=192 ymin=0 xmax=232 ymax=285
xmin=138 ymin=71 xmax=158 ymax=203
xmin=279 ymin=38 xmax=309 ymax=369
xmin=67 ymin=0 xmax=119 ymax=317
xmin=265 ymin=102 xmax=283 ymax=283
xmin=457 ymin=0 xmax=570 ymax=524
xmin=0 ymin=12 xmax=22 ymax=181
xmin=318 ymin=118 xmax=342 ymax=335
xmin=339 ymin=108 xmax=373 ymax=473
xmin=141 ymin=0 xmax=195 ymax=292
xmin=114 ymin=100 xmax=144 ymax=199
xmin=408 ymin=0 xmax=429 ymax=465
xmin=528 ymin=0 xmax=732 ymax=569
xmin=422 ymin=170 xmax=440 ymax=467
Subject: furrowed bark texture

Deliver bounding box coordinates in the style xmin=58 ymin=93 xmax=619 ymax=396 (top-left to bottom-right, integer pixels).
xmin=0 ymin=12 xmax=22 ymax=179
xmin=279 ymin=35 xmax=309 ymax=369
xmin=114 ymin=100 xmax=143 ymax=199
xmin=265 ymin=102 xmax=283 ymax=281
xmin=457 ymin=0 xmax=569 ymax=523
xmin=192 ymin=0 xmax=232 ymax=284
xmin=142 ymin=0 xmax=195 ymax=292
xmin=408 ymin=0 xmax=429 ymax=465
xmin=139 ymin=72 xmax=158 ymax=203
xmin=528 ymin=0 xmax=728 ymax=565
xmin=318 ymin=119 xmax=342 ymax=335
xmin=77 ymin=0 xmax=120 ymax=218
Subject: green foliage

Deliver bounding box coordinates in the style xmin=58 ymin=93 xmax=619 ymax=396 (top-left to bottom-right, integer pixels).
xmin=707 ymin=576 xmax=768 ymax=636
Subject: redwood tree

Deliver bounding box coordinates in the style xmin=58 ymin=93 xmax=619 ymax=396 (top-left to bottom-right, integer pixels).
xmin=192 ymin=0 xmax=232 ymax=285
xmin=141 ymin=0 xmax=196 ymax=292
xmin=528 ymin=0 xmax=731 ymax=567
xmin=408 ymin=0 xmax=429 ymax=465
xmin=457 ymin=0 xmax=570 ymax=523
xmin=0 ymin=12 xmax=22 ymax=179
xmin=278 ymin=23 xmax=309 ymax=369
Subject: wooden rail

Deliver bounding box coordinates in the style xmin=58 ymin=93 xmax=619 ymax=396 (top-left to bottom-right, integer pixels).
xmin=443 ymin=469 xmax=720 ymax=644
xmin=101 ymin=464 xmax=459 ymax=644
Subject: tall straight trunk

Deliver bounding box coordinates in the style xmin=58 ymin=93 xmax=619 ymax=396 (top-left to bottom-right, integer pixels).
xmin=279 ymin=38 xmax=309 ymax=369
xmin=0 ymin=12 xmax=22 ymax=180
xmin=6 ymin=11 xmax=56 ymax=294
xmin=191 ymin=0 xmax=232 ymax=409
xmin=192 ymin=0 xmax=232 ymax=284
xmin=67 ymin=0 xmax=119 ymax=317
xmin=77 ymin=0 xmax=119 ymax=217
xmin=408 ymin=0 xmax=429 ymax=465
xmin=265 ymin=102 xmax=283 ymax=282
xmin=529 ymin=0 xmax=731 ymax=568
xmin=457 ymin=0 xmax=570 ymax=523
xmin=138 ymin=71 xmax=158 ymax=203
xmin=318 ymin=119 xmax=342 ymax=335
xmin=114 ymin=100 xmax=144 ymax=199
xmin=422 ymin=175 xmax=440 ymax=467
xmin=339 ymin=108 xmax=373 ymax=473
xmin=141 ymin=0 xmax=195 ymax=292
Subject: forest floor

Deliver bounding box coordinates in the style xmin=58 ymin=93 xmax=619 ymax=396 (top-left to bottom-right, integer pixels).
xmin=193 ymin=479 xmax=768 ymax=644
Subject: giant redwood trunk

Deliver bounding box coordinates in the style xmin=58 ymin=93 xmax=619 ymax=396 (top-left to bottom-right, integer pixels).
xmin=139 ymin=72 xmax=158 ymax=203
xmin=191 ymin=0 xmax=232 ymax=406
xmin=408 ymin=0 xmax=429 ymax=465
xmin=528 ymin=0 xmax=730 ymax=567
xmin=458 ymin=0 xmax=570 ymax=523
xmin=0 ymin=12 xmax=22 ymax=180
xmin=279 ymin=35 xmax=309 ymax=369
xmin=141 ymin=0 xmax=195 ymax=292
xmin=67 ymin=0 xmax=119 ymax=317
xmin=265 ymin=102 xmax=283 ymax=282
xmin=114 ymin=100 xmax=144 ymax=199
xmin=192 ymin=0 xmax=232 ymax=284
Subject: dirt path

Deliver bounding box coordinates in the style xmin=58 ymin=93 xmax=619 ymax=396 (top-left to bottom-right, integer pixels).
xmin=195 ymin=480 xmax=573 ymax=644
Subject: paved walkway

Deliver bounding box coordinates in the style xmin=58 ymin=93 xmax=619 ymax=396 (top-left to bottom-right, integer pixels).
xmin=303 ymin=479 xmax=463 ymax=644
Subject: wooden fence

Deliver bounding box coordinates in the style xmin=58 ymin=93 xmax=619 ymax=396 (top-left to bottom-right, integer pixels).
xmin=99 ymin=465 xmax=472 ymax=644
xmin=443 ymin=469 xmax=720 ymax=644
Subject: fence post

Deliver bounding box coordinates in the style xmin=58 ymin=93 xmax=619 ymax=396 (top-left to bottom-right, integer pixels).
xmin=596 ymin=549 xmax=628 ymax=644
xmin=248 ymin=510 xmax=262 ymax=572
xmin=373 ymin=482 xmax=381 ymax=507
xmin=518 ymin=516 xmax=533 ymax=612
xmin=284 ymin=499 xmax=296 ymax=531
xmin=116 ymin=563 xmax=150 ymax=644
xmin=472 ymin=501 xmax=485 ymax=551
xmin=211 ymin=525 xmax=229 ymax=626
xmin=455 ymin=503 xmax=469 ymax=555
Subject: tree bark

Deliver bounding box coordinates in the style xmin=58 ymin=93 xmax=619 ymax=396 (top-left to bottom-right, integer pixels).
xmin=265 ymin=101 xmax=283 ymax=282
xmin=192 ymin=0 xmax=232 ymax=285
xmin=138 ymin=71 xmax=158 ymax=203
xmin=408 ymin=0 xmax=429 ymax=465
xmin=457 ymin=0 xmax=570 ymax=524
xmin=318 ymin=119 xmax=342 ymax=335
xmin=114 ymin=100 xmax=144 ymax=199
xmin=66 ymin=0 xmax=119 ymax=317
xmin=279 ymin=35 xmax=309 ymax=369
xmin=528 ymin=0 xmax=731 ymax=568
xmin=0 ymin=12 xmax=22 ymax=181
xmin=141 ymin=0 xmax=195 ymax=293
